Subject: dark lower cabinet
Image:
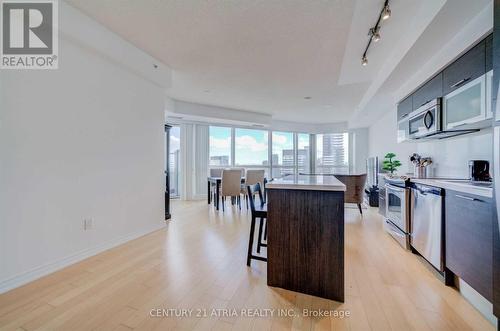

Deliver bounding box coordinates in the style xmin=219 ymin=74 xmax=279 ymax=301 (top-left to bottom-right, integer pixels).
xmin=494 ymin=214 xmax=500 ymax=317
xmin=445 ymin=190 xmax=493 ymax=301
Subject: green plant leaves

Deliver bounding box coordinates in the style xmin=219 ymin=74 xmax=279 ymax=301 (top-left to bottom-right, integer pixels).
xmin=382 ymin=153 xmax=401 ymax=174
xmin=385 ymin=152 xmax=396 ymax=159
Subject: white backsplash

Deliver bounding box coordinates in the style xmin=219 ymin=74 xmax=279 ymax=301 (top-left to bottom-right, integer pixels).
xmin=368 ymin=111 xmax=493 ymax=179
xmin=414 ymin=128 xmax=493 ymax=178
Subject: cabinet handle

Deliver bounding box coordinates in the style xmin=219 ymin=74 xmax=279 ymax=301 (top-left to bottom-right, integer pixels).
xmin=450 ymin=77 xmax=471 ymax=88
xmin=455 ymin=194 xmax=477 ymax=201
xmin=420 ymin=100 xmax=431 ymax=107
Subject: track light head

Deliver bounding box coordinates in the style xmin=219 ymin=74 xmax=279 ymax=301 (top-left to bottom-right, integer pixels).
xmin=382 ymin=5 xmax=391 ymax=20
xmin=370 ymin=28 xmax=381 ymax=42
xmin=361 ymin=56 xmax=368 ymax=66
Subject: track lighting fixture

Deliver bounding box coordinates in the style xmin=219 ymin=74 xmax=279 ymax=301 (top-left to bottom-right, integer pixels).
xmin=370 ymin=28 xmax=381 ymax=42
xmin=361 ymin=56 xmax=368 ymax=66
xmin=360 ymin=0 xmax=391 ymax=66
xmin=382 ymin=4 xmax=391 ymax=20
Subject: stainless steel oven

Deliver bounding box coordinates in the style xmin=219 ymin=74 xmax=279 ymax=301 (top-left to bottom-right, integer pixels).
xmin=385 ymin=183 xmax=410 ymax=249
xmin=408 ymin=99 xmax=441 ymax=139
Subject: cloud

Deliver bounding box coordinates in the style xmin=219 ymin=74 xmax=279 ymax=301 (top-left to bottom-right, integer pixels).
xmin=169 ymin=135 xmax=181 ymax=152
xmin=235 ymin=135 xmax=267 ymax=152
xmin=272 ymin=133 xmax=288 ymax=145
xmin=210 ymin=136 xmax=231 ymax=149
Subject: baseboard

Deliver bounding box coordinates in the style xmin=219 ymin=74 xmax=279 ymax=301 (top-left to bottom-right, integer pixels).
xmin=0 ymin=222 xmax=166 ymax=294
xmin=458 ymin=278 xmax=497 ymax=326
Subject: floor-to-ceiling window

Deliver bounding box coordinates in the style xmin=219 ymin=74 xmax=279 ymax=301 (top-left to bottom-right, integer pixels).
xmin=169 ymin=126 xmax=181 ymax=198
xmin=297 ymin=133 xmax=311 ymax=174
xmin=315 ymin=133 xmax=349 ymax=174
xmin=209 ymin=126 xmax=232 ymax=166
xmin=271 ymin=131 xmax=294 ymax=177
xmin=207 ymin=125 xmax=348 ymax=178
xmin=234 ymin=128 xmax=269 ymax=167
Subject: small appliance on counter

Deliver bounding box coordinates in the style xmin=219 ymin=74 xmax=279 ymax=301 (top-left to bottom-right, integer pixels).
xmin=468 ymin=160 xmax=491 ymax=182
xmin=409 ymin=153 xmax=432 ymax=178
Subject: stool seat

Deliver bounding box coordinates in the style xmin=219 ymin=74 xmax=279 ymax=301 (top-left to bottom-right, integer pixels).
xmin=253 ymin=203 xmax=267 ymax=217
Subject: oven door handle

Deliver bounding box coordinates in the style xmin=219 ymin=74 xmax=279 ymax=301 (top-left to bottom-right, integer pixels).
xmin=385 ymin=184 xmax=404 ymax=192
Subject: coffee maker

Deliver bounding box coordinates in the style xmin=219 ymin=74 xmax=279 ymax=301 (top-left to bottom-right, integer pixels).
xmin=468 ymin=160 xmax=491 ymax=182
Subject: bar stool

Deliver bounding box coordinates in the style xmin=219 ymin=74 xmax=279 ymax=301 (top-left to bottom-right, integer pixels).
xmin=246 ymin=183 xmax=267 ymax=266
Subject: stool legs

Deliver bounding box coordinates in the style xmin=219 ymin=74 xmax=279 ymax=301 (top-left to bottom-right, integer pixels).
xmin=257 ymin=218 xmax=264 ymax=253
xmin=263 ymin=220 xmax=267 ymax=241
xmin=247 ymin=216 xmax=257 ymax=266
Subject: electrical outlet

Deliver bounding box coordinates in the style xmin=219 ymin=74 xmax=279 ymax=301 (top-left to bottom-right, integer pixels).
xmin=83 ymin=218 xmax=93 ymax=230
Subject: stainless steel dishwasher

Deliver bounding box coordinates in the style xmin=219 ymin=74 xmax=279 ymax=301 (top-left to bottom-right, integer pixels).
xmin=410 ymin=183 xmax=444 ymax=271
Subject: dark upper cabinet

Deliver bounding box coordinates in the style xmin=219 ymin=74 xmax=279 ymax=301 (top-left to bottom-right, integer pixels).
xmin=486 ymin=34 xmax=493 ymax=72
xmin=412 ymin=73 xmax=443 ymax=110
xmin=443 ymin=40 xmax=486 ymax=95
xmin=445 ymin=190 xmax=493 ymax=301
xmin=397 ymin=95 xmax=413 ymax=120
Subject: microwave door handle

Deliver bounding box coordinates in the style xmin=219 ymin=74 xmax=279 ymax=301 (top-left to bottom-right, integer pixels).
xmin=450 ymin=77 xmax=471 ymax=88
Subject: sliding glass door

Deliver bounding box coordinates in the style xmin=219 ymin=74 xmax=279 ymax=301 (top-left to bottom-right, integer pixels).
xmin=169 ymin=126 xmax=181 ymax=198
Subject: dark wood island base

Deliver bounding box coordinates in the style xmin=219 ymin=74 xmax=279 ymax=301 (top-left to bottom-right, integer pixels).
xmin=266 ymin=175 xmax=345 ymax=302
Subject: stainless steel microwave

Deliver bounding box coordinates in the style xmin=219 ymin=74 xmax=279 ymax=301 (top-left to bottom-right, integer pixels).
xmin=408 ymin=99 xmax=441 ymax=139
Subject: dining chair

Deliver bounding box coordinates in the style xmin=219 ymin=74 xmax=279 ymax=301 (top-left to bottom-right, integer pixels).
xmin=220 ymin=169 xmax=243 ymax=211
xmin=242 ymin=170 xmax=265 ymax=208
xmin=231 ymin=168 xmax=246 ymax=178
xmin=209 ymin=168 xmax=224 ymax=205
xmin=333 ymin=174 xmax=367 ymax=214
xmin=246 ymin=183 xmax=267 ymax=266
xmin=210 ymin=168 xmax=223 ymax=177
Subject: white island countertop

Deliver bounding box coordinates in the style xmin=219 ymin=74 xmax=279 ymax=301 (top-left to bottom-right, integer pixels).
xmin=266 ymin=174 xmax=346 ymax=191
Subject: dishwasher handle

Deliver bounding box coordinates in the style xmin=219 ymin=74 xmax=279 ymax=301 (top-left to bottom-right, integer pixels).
xmin=412 ymin=184 xmax=442 ymax=196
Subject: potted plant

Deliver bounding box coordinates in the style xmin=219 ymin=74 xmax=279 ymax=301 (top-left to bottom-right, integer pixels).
xmin=382 ymin=153 xmax=401 ymax=175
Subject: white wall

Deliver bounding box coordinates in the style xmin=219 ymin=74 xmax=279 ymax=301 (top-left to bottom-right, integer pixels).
xmin=0 ymin=3 xmax=168 ymax=292
xmin=368 ymin=111 xmax=417 ymax=174
xmin=350 ymin=128 xmax=369 ymax=174
xmin=368 ymin=111 xmax=493 ymax=178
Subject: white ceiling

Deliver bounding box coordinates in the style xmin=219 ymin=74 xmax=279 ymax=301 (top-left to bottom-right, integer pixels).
xmin=65 ymin=0 xmax=491 ymax=126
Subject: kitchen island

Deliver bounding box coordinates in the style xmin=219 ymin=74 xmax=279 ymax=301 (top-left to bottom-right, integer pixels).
xmin=266 ymin=174 xmax=346 ymax=302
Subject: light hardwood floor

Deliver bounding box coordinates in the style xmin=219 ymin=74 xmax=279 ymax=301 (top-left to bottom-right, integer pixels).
xmin=0 ymin=200 xmax=495 ymax=331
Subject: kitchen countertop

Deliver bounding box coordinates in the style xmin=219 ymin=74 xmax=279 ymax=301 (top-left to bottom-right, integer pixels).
xmin=410 ymin=178 xmax=493 ymax=198
xmin=266 ymin=174 xmax=346 ymax=191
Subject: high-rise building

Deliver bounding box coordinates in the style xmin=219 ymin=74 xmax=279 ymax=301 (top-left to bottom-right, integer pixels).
xmin=322 ymin=134 xmax=347 ymax=167
xmin=297 ymin=147 xmax=309 ymax=173
xmin=210 ymin=155 xmax=229 ymax=166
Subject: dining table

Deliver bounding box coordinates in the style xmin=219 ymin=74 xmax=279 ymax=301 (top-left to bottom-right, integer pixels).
xmin=207 ymin=176 xmax=267 ymax=210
